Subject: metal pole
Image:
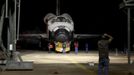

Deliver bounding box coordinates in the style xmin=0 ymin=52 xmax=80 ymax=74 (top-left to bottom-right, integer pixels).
xmin=17 ymin=0 xmax=21 ymax=41
xmin=127 ymin=8 xmax=131 ymax=64
xmin=12 ymin=0 xmax=17 ymax=52
xmin=6 ymin=0 xmax=10 ymax=54
xmin=126 ymin=0 xmax=134 ymax=3
xmin=8 ymin=0 xmax=17 ymax=59
xmin=6 ymin=0 xmax=8 ymax=18
xmin=56 ymin=0 xmax=60 ymax=16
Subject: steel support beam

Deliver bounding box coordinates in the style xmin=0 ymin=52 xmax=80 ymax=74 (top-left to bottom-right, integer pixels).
xmin=126 ymin=4 xmax=134 ymax=7
xmin=6 ymin=0 xmax=8 ymax=18
xmin=56 ymin=0 xmax=60 ymax=16
xmin=127 ymin=8 xmax=131 ymax=64
xmin=119 ymin=0 xmax=134 ymax=64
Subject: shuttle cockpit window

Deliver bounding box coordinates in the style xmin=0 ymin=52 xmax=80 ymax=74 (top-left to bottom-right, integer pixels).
xmin=57 ymin=17 xmax=66 ymax=22
xmin=51 ymin=17 xmax=71 ymax=23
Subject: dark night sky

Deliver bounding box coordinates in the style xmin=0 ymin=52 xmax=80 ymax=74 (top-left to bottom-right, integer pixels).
xmin=19 ymin=0 xmax=134 ymax=50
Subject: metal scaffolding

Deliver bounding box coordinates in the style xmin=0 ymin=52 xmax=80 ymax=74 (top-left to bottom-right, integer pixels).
xmin=0 ymin=0 xmax=33 ymax=71
xmin=120 ymin=0 xmax=134 ymax=64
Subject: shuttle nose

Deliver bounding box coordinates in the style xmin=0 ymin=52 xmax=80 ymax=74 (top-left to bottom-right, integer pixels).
xmin=56 ymin=34 xmax=68 ymax=42
xmin=55 ymin=29 xmax=69 ymax=42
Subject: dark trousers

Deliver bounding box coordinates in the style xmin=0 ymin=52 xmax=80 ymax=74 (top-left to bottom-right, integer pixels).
xmin=86 ymin=48 xmax=88 ymax=53
xmin=98 ymin=58 xmax=109 ymax=75
xmin=75 ymin=47 xmax=78 ymax=54
xmin=62 ymin=48 xmax=66 ymax=53
xmin=48 ymin=48 xmax=52 ymax=53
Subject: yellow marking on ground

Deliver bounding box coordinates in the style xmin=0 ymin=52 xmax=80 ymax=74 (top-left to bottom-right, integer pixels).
xmin=65 ymin=56 xmax=95 ymax=75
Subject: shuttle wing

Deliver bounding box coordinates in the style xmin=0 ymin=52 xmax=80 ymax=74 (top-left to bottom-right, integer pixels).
xmin=19 ymin=33 xmax=100 ymax=39
xmin=18 ymin=34 xmax=48 ymax=41
xmin=19 ymin=33 xmax=48 ymax=40
xmin=74 ymin=34 xmax=100 ymax=39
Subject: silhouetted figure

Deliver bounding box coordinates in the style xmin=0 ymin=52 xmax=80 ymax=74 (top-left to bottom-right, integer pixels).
xmin=85 ymin=43 xmax=89 ymax=53
xmin=48 ymin=42 xmax=53 ymax=53
xmin=74 ymin=41 xmax=79 ymax=54
xmin=98 ymin=33 xmax=113 ymax=75
xmin=62 ymin=42 xmax=66 ymax=54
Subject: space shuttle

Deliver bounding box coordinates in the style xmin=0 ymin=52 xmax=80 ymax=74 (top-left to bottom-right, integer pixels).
xmin=19 ymin=0 xmax=99 ymax=52
xmin=44 ymin=13 xmax=74 ymax=42
xmin=43 ymin=13 xmax=74 ymax=52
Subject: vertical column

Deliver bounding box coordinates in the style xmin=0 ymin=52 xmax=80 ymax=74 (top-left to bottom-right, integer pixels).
xmin=8 ymin=0 xmax=17 ymax=59
xmin=17 ymin=0 xmax=21 ymax=41
xmin=6 ymin=0 xmax=8 ymax=18
xmin=8 ymin=0 xmax=13 ymax=59
xmin=56 ymin=0 xmax=60 ymax=16
xmin=13 ymin=0 xmax=17 ymax=52
xmin=6 ymin=0 xmax=11 ymax=54
xmin=127 ymin=8 xmax=131 ymax=64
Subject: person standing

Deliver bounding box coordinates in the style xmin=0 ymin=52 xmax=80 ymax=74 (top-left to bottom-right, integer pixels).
xmin=98 ymin=33 xmax=113 ymax=75
xmin=48 ymin=42 xmax=53 ymax=53
xmin=74 ymin=41 xmax=79 ymax=54
xmin=85 ymin=42 xmax=89 ymax=53
xmin=62 ymin=42 xmax=66 ymax=54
